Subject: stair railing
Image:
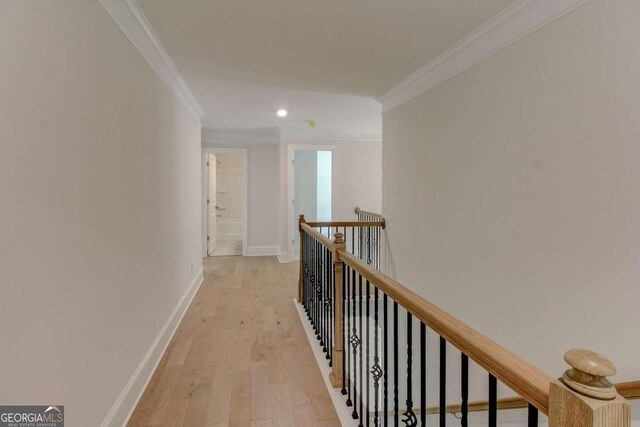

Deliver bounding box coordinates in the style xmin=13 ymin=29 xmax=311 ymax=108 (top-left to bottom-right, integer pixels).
xmin=298 ymin=210 xmax=631 ymax=426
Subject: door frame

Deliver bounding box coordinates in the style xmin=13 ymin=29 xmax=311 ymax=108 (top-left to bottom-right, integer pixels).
xmin=287 ymin=144 xmax=337 ymax=261
xmin=202 ymin=147 xmax=248 ymax=257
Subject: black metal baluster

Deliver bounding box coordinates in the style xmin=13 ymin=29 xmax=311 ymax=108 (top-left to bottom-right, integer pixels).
xmin=346 ymin=264 xmax=353 ymax=406
xmin=341 ymin=261 xmax=347 ymax=395
xmin=402 ymin=313 xmax=417 ymax=426
xmin=373 ymin=225 xmax=377 ymax=269
xmin=316 ymin=240 xmax=320 ymax=337
xmin=309 ymin=234 xmax=312 ymax=306
xmin=332 ymin=248 xmax=335 ymax=365
xmin=326 ymin=247 xmax=331 ymax=361
xmin=489 ymin=374 xmax=497 ymax=427
xmin=359 ymin=274 xmax=364 ymax=427
xmin=311 ymin=236 xmax=315 ymax=322
xmin=318 ymin=239 xmax=322 ymax=338
xmin=308 ymin=234 xmax=312 ymax=319
xmin=321 ymin=244 xmax=326 ymax=350
xmin=439 ymin=337 xmax=446 ymax=427
xmin=366 ymin=279 xmax=371 ymax=427
xmin=368 ymin=222 xmax=372 ymax=266
xmin=306 ymin=234 xmax=310 ymax=317
xmin=420 ymin=323 xmax=426 ymax=427
xmin=306 ymin=233 xmax=310 ymax=312
xmin=394 ymin=301 xmax=399 ymax=426
xmin=318 ymin=240 xmax=322 ymax=341
xmin=359 ymin=224 xmax=363 ymax=260
xmin=344 ymin=227 xmax=348 ymax=255
xmin=351 ymin=226 xmax=356 ymax=255
xmin=527 ymin=403 xmax=538 ymax=426
xmin=461 ymin=354 xmax=469 ymax=427
xmin=351 ymin=267 xmax=359 ymax=420
xmin=314 ymin=240 xmax=318 ymax=332
xmin=365 ymin=227 xmax=371 ymax=265
xmin=325 ymin=248 xmax=333 ymax=366
xmin=372 ymin=221 xmax=376 ymax=268
xmin=325 ymin=246 xmax=328 ymax=355
xmin=377 ymin=225 xmax=381 ymax=270
xmin=383 ymin=293 xmax=388 ymax=427
xmin=302 ymin=232 xmax=307 ymax=312
xmin=330 ymin=248 xmax=334 ymax=365
xmin=328 ymin=247 xmax=332 ymax=362
xmin=325 ymin=247 xmax=330 ymax=357
xmin=310 ymin=235 xmax=314 ymax=321
xmin=372 ymin=287 xmax=381 ymax=427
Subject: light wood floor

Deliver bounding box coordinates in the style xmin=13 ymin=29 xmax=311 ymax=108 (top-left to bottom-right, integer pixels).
xmin=128 ymin=256 xmax=340 ymax=427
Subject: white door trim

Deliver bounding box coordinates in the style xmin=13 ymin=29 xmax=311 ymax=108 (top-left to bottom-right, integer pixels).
xmin=202 ymin=147 xmax=248 ymax=257
xmin=287 ymin=144 xmax=337 ymax=261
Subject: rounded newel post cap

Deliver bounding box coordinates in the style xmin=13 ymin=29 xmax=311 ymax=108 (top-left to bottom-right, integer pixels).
xmin=299 ymin=214 xmax=305 ymax=222
xmin=562 ymin=349 xmax=617 ymax=400
xmin=354 ymin=207 xmax=360 ymax=214
xmin=333 ymin=232 xmax=344 ymax=244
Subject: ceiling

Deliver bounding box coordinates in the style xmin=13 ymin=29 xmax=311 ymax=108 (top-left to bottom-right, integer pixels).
xmin=138 ymin=0 xmax=513 ymax=138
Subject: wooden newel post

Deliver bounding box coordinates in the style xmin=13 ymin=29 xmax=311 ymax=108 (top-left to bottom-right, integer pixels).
xmin=329 ymin=232 xmax=346 ymax=389
xmin=298 ymin=215 xmax=305 ymax=302
xmin=549 ymin=349 xmax=630 ymax=426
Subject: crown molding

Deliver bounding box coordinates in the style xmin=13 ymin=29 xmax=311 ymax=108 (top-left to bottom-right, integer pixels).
xmin=281 ymin=135 xmax=382 ymax=144
xmin=99 ymin=0 xmax=204 ymax=123
xmin=202 ymin=127 xmax=281 ymax=145
xmin=202 ymin=127 xmax=381 ymax=145
xmin=279 ymin=127 xmax=382 ymax=143
xmin=378 ymin=0 xmax=591 ymax=113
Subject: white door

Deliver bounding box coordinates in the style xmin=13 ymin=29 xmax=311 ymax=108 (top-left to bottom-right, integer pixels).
xmin=208 ymin=154 xmax=217 ymax=255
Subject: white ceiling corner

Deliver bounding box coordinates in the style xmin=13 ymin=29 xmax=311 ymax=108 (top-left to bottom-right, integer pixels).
xmin=99 ymin=0 xmax=204 ymax=123
xmin=135 ymin=0 xmax=515 ymax=138
xmin=378 ymin=0 xmax=592 ymax=113
xmin=100 ymin=0 xmax=591 ymax=132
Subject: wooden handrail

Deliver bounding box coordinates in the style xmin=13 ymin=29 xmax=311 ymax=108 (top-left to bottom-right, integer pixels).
xmin=338 ymin=248 xmax=554 ymax=414
xmin=616 ymin=381 xmax=640 ymax=400
xmin=306 ymin=220 xmax=385 ymax=228
xmin=301 ymin=223 xmax=334 ymax=249
xmin=354 ymin=207 xmax=384 ymax=218
xmin=354 ymin=207 xmax=386 ymax=228
xmin=426 ymin=380 xmax=640 ymax=414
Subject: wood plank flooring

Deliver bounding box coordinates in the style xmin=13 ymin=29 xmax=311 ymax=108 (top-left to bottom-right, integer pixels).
xmin=127 ymin=256 xmax=340 ymax=427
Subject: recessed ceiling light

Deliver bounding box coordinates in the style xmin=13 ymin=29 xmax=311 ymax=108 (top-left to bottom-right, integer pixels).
xmin=276 ymin=109 xmax=288 ymax=118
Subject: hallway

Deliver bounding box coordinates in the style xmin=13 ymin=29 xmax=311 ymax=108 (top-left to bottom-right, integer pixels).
xmin=128 ymin=256 xmax=340 ymax=427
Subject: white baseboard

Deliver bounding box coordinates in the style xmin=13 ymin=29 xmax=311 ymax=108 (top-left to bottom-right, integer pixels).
xmin=101 ymin=268 xmax=205 ymax=427
xmin=277 ymin=251 xmax=293 ymax=263
xmin=245 ymin=246 xmax=280 ymax=257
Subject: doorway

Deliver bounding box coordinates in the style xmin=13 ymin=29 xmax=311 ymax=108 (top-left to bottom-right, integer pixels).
xmin=204 ymin=148 xmax=247 ymax=257
xmin=291 ymin=148 xmax=333 ymax=260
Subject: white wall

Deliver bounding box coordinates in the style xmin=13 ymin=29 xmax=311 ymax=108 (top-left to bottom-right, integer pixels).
xmin=279 ymin=138 xmax=383 ymax=259
xmin=0 ymin=1 xmax=202 ymax=425
xmin=202 ymin=133 xmax=280 ymax=255
xmin=382 ymin=0 xmax=640 ymax=388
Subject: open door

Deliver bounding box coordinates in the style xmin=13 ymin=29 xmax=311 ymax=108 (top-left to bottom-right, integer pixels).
xmin=292 ymin=149 xmax=332 ymax=260
xmin=207 ymin=153 xmax=217 ymax=255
